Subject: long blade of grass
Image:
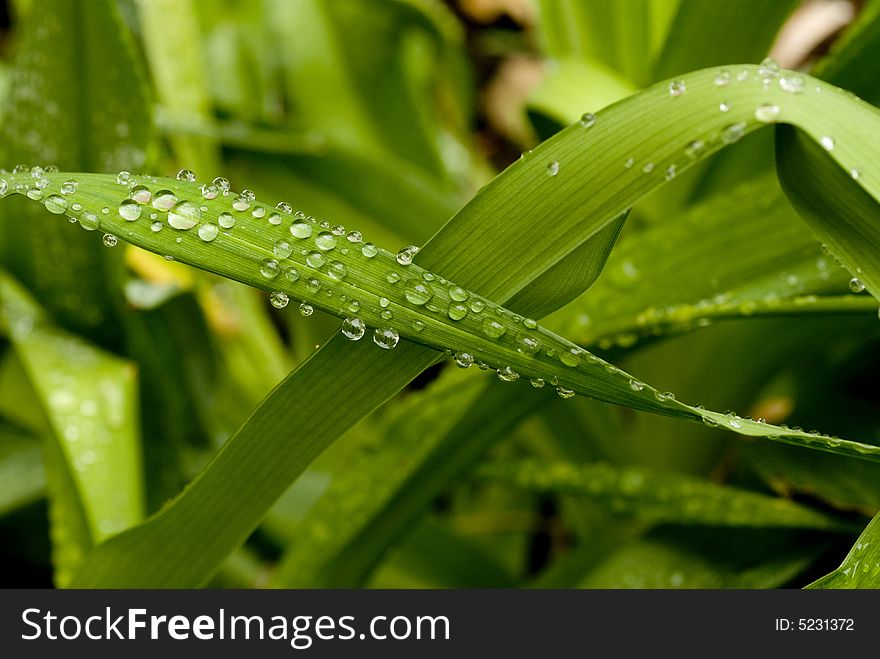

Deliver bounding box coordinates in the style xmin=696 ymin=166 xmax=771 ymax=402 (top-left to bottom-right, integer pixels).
xmin=807 ymin=512 xmax=880 ymax=588
xmin=0 ymin=273 xmax=143 ymax=585
xmin=477 ymin=459 xmax=856 ymax=531
xmin=28 ymin=63 xmax=880 ymax=587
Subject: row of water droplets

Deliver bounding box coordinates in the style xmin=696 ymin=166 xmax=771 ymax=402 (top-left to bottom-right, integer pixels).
xmin=0 ymin=166 xmax=653 ymax=401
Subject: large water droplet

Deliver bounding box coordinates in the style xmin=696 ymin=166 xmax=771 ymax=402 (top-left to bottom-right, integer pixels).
xmin=80 ymin=211 xmax=99 ymax=231
xmin=849 ymin=277 xmax=866 ymax=293
xmin=44 ymin=194 xmax=68 ymax=214
xmin=198 ymin=223 xmax=218 ymax=242
xmin=167 ymin=200 xmax=201 ymax=229
xmin=482 ymin=318 xmax=507 ymax=338
xmin=362 ymin=243 xmax=378 ymax=258
xmin=373 ymin=328 xmax=399 ymax=349
xmin=269 ymin=292 xmax=289 ymax=309
xmin=396 ymin=245 xmax=419 ymax=265
xmin=448 ymin=303 xmax=468 ymax=321
xmin=213 ymin=177 xmax=230 ymax=194
xmin=260 ymin=259 xmax=280 ymax=278
xmin=454 ymin=352 xmax=474 ymax=368
xmin=176 ymin=169 xmax=197 ymax=182
xmin=200 ymin=184 xmax=218 ymax=200
xmin=291 ymin=221 xmax=313 ymax=239
xmin=152 ymin=189 xmax=178 ymax=211
xmin=60 ymin=179 xmax=78 ymax=195
xmin=273 ymin=239 xmax=293 ymax=259
xmin=119 ymin=199 xmax=141 ymax=221
xmin=328 ymin=261 xmax=347 ymax=280
xmin=218 ymin=212 xmax=235 ymax=228
xmin=404 ymin=281 xmax=433 ymax=305
xmin=315 ymin=232 xmax=337 ymax=251
xmin=232 ymin=195 xmax=251 ymax=211
xmin=306 ymin=251 xmax=325 ymax=268
xmin=342 ymin=317 xmax=366 ymax=340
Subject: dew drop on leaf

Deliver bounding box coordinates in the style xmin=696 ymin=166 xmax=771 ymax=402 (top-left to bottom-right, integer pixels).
xmin=44 ymin=194 xmax=68 ymax=214
xmin=198 ymin=223 xmax=218 ymax=242
xmin=218 ymin=212 xmax=235 ymax=229
xmin=119 ymin=199 xmax=141 ymax=221
xmin=668 ymin=80 xmax=686 ymax=96
xmin=269 ymin=292 xmax=289 ymax=309
xmin=102 ymin=233 xmax=118 ymax=247
xmin=341 ymin=317 xmax=366 ymax=341
xmin=291 ymin=221 xmax=313 ymax=239
xmin=176 ymin=169 xmax=197 ymax=182
xmin=396 ymin=245 xmax=419 ymax=265
xmin=167 ymin=200 xmax=201 ymax=229
xmin=372 ymin=327 xmax=399 ymax=349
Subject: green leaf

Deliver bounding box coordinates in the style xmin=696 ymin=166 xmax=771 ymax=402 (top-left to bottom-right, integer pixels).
xmin=808 ymin=512 xmax=880 ymax=588
xmin=0 ymin=428 xmax=45 ymax=516
xmin=478 ymin=459 xmax=856 ymax=531
xmin=776 ymin=124 xmax=880 ymax=300
xmin=652 ymin=0 xmax=799 ymax=80
xmin=26 ymin=63 xmax=880 ymax=587
xmin=0 ymin=0 xmax=152 ymax=337
xmin=0 ymin=273 xmax=143 ymax=585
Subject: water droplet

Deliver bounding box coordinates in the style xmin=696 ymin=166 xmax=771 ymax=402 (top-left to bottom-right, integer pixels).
xmin=560 ymin=348 xmax=581 ymax=367
xmin=306 ymin=251 xmax=325 ymax=268
xmin=150 ymin=221 xmax=162 ymax=232
xmin=60 ymin=179 xmax=77 ymax=195
xmin=213 ymin=177 xmax=230 ymax=193
xmin=729 ymin=416 xmax=743 ymax=429
xmin=116 ymin=171 xmax=132 ymax=185
xmin=0 ymin=179 xmax=7 ymax=196
xmin=530 ymin=378 xmax=545 ymax=388
xmin=218 ymin=212 xmax=235 ymax=229
xmin=342 ymin=317 xmax=366 ymax=340
xmin=26 ymin=188 xmax=43 ymax=200
xmin=43 ymin=194 xmax=68 ymax=214
xmin=270 ymin=239 xmax=292 ymax=259
xmin=454 ymin=352 xmax=474 ymax=368
xmin=624 ymin=157 xmax=635 ymax=169
xmin=331 ymin=225 xmax=345 ymax=236
xmin=714 ymin=69 xmax=731 ymax=86
xmin=629 ymin=379 xmax=645 ymax=392
xmin=307 ymin=278 xmax=322 ymax=293
xmin=102 ymin=233 xmax=118 ymax=247
xmin=373 ymin=327 xmax=399 ymax=349
xmin=274 ymin=201 xmax=292 ymax=214
xmin=80 ymin=212 xmax=99 ymax=231
xmin=386 ymin=272 xmax=401 ymax=284
xmin=176 ymin=169 xmax=197 ymax=182
xmin=404 ymin=281 xmax=433 ymax=305
xmin=232 ymin=194 xmax=251 ymax=211
xmin=721 ymin=122 xmax=745 ymax=144
xmin=291 ymin=221 xmax=313 ymax=239
xmin=260 ymin=259 xmax=280 ymax=278
xmin=448 ymin=303 xmax=468 ymax=321
xmin=200 ymin=184 xmax=218 ymax=200
xmin=119 ymin=199 xmax=141 ymax=221
xmin=379 ymin=297 xmax=390 ymax=308
xmin=665 ymin=165 xmax=677 ymax=180
xmin=470 ymin=300 xmax=485 ymax=313
xmin=252 ymin=206 xmax=266 ymax=219
xmin=668 ymin=80 xmax=686 ymax=97
xmin=270 ymin=292 xmax=289 ymax=309
xmin=579 ymin=112 xmax=596 ymax=128
xmin=198 ymin=223 xmax=218 ymax=242
xmin=448 ymin=285 xmax=469 ymax=302
xmin=128 ymin=185 xmax=150 ymax=204
xmin=328 ymin=261 xmax=347 ymax=280
xmin=642 ymin=162 xmax=654 ymax=174
xmin=267 ymin=211 xmax=283 ymax=226
xmin=820 ymin=135 xmax=835 ymax=151
xmin=315 ymin=231 xmax=337 ymax=251
xmin=283 ymin=266 xmax=299 ymax=282
xmin=152 ymin=189 xmax=178 ymax=211
xmin=299 ymin=303 xmax=314 ymax=317
xmin=546 ymin=161 xmax=559 ymax=176
xmin=167 ymin=200 xmax=201 ymax=229
xmin=396 ymin=245 xmax=419 ymax=265
xmin=517 ymin=335 xmax=540 ymax=354
xmin=779 ymin=74 xmax=804 ymax=94
xmin=849 ymin=277 xmax=866 ymax=293
xmin=362 ymin=242 xmax=378 ymax=258
xmin=758 ymin=57 xmax=780 ymax=80
xmin=719 ymin=101 xmax=731 ymax=113
xmin=497 ymin=366 xmax=519 ymax=382
xmin=754 ymin=103 xmax=780 ymax=123
xmin=482 ymin=318 xmax=507 ymax=339
xmin=556 ymin=387 xmax=575 ymax=399
xmin=851 ymin=168 xmax=862 ymax=180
